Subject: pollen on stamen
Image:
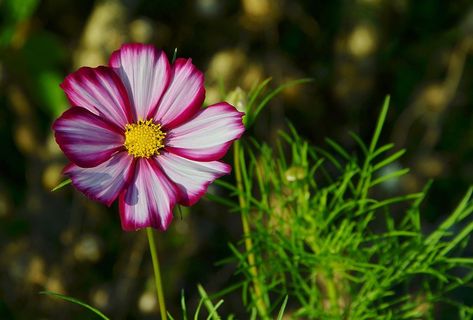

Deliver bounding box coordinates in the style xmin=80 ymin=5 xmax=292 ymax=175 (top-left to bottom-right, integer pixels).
xmin=124 ymin=119 xmax=166 ymax=158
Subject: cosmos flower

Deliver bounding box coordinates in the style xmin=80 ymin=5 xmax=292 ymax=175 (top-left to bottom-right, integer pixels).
xmin=53 ymin=43 xmax=245 ymax=231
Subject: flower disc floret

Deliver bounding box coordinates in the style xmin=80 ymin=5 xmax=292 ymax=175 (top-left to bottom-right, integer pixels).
xmin=124 ymin=119 xmax=166 ymax=158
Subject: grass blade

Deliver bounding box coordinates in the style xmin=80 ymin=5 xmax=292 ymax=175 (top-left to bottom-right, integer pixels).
xmin=39 ymin=291 xmax=109 ymax=320
xmin=51 ymin=178 xmax=71 ymax=192
xmin=276 ymin=296 xmax=289 ymax=320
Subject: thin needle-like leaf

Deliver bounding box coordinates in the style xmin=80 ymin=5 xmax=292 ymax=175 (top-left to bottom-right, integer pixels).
xmin=39 ymin=291 xmax=109 ymax=320
xmin=51 ymin=178 xmax=71 ymax=191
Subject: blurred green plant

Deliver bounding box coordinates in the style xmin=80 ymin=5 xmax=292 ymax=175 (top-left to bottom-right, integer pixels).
xmin=1 ymin=0 xmax=68 ymax=117
xmin=0 ymin=0 xmax=39 ymax=47
xmin=19 ymin=32 xmax=69 ymax=117
xmin=212 ymin=97 xmax=473 ymax=319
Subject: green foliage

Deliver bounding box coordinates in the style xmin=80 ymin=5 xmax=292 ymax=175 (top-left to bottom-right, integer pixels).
xmin=39 ymin=291 xmax=110 ymax=320
xmin=244 ymin=78 xmax=312 ymax=128
xmin=1 ymin=0 xmax=68 ymax=117
xmin=168 ymin=285 xmax=288 ymax=320
xmin=215 ymin=97 xmax=473 ymax=319
xmin=0 ymin=0 xmax=39 ymax=47
xmin=19 ymin=32 xmax=69 ymax=117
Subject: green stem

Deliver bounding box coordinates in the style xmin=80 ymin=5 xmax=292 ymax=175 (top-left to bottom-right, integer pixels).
xmin=146 ymin=227 xmax=167 ymax=320
xmin=325 ymin=274 xmax=339 ymax=316
xmin=233 ymin=140 xmax=269 ymax=319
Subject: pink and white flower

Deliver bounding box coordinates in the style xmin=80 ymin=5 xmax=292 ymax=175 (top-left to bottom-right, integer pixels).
xmin=53 ymin=43 xmax=245 ymax=231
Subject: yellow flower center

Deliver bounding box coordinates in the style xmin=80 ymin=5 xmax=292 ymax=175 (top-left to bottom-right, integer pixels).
xmin=124 ymin=119 xmax=166 ymax=158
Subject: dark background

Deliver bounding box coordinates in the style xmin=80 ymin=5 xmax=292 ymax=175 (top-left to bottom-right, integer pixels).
xmin=1 ymin=0 xmax=472 ymax=318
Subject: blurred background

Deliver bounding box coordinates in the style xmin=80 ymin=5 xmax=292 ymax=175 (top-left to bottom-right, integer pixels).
xmin=1 ymin=0 xmax=473 ymax=318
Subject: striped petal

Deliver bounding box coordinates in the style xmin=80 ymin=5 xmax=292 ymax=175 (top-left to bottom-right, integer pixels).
xmin=64 ymin=151 xmax=134 ymax=206
xmin=157 ymin=152 xmax=230 ymax=206
xmin=154 ymin=58 xmax=205 ymax=129
xmin=60 ymin=66 xmax=132 ymax=128
xmin=166 ymin=102 xmax=245 ymax=161
xmin=53 ymin=107 xmax=124 ymax=168
xmin=119 ymin=159 xmax=178 ymax=231
xmin=109 ymin=43 xmax=171 ymax=121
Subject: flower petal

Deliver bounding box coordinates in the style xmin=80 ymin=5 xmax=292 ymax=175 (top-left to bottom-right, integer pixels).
xmin=165 ymin=102 xmax=245 ymax=161
xmin=53 ymin=107 xmax=124 ymax=168
xmin=157 ymin=152 xmax=230 ymax=206
xmin=60 ymin=66 xmax=133 ymax=127
xmin=109 ymin=43 xmax=171 ymax=121
xmin=64 ymin=151 xmax=134 ymax=206
xmin=119 ymin=159 xmax=178 ymax=231
xmin=154 ymin=58 xmax=205 ymax=128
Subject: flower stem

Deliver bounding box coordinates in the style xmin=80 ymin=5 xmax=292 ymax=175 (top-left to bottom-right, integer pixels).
xmin=146 ymin=227 xmax=167 ymax=320
xmin=233 ymin=140 xmax=269 ymax=319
